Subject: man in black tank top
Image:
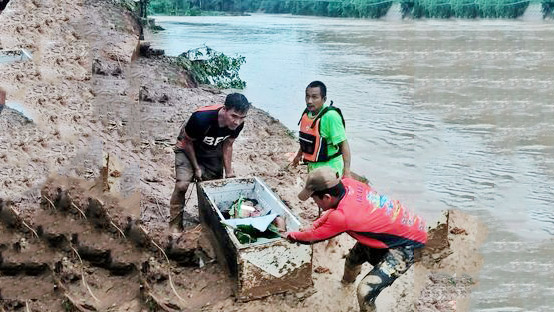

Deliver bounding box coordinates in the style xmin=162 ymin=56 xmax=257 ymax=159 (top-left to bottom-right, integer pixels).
xmin=170 ymin=93 xmax=250 ymax=230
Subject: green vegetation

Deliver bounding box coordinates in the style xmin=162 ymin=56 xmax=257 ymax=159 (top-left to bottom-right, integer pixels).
xmin=146 ymin=0 xmax=550 ymax=18
xmin=285 ymin=129 xmax=297 ymax=139
xmin=174 ymin=46 xmax=246 ymax=89
xmin=401 ymin=0 xmax=535 ymax=18
xmin=232 ymin=224 xmax=280 ymax=244
xmin=148 ymin=0 xmax=393 ymax=18
xmin=148 ymin=0 xmax=227 ymax=15
xmin=543 ymin=0 xmax=554 ymax=17
xmin=111 ymin=0 xmax=140 ymax=12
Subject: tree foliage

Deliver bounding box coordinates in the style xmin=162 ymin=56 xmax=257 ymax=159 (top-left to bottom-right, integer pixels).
xmin=401 ymin=0 xmax=533 ymax=18
xmin=148 ymin=0 xmax=394 ymax=18
xmin=541 ymin=0 xmax=554 ymax=16
xmin=175 ymin=46 xmax=247 ymax=89
xmin=147 ymin=0 xmax=546 ymax=18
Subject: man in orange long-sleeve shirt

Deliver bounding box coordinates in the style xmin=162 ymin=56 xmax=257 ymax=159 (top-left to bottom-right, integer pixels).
xmin=283 ymin=167 xmax=427 ymax=312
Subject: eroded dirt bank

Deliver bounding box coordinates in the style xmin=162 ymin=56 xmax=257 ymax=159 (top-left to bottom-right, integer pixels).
xmin=0 ymin=0 xmax=485 ymax=311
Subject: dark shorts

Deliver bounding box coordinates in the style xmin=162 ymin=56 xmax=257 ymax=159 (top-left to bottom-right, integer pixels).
xmin=175 ymin=150 xmax=224 ymax=182
xmin=345 ymin=242 xmax=415 ymax=269
xmin=346 ymin=242 xmax=390 ymax=267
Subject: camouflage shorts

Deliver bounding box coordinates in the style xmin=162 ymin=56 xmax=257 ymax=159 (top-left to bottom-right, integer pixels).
xmin=347 ymin=244 xmax=416 ymax=312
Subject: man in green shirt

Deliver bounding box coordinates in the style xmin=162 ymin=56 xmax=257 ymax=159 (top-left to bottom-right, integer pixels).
xmin=292 ymin=81 xmax=351 ymax=177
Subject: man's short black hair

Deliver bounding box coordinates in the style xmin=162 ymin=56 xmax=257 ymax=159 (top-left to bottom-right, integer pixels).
xmin=306 ymin=81 xmax=327 ymax=98
xmin=224 ymin=93 xmax=250 ymax=113
xmin=312 ymin=180 xmax=345 ymax=199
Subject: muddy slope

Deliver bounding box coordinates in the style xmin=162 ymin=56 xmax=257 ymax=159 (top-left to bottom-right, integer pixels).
xmin=0 ymin=0 xmax=485 ymax=311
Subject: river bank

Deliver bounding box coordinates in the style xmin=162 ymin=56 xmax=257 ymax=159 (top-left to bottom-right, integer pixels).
xmin=0 ymin=0 xmax=483 ymax=310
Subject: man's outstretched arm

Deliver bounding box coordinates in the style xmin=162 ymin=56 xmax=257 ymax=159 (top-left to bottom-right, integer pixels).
xmin=284 ymin=211 xmax=347 ymax=244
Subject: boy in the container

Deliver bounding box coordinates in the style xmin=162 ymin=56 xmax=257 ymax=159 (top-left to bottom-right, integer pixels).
xmin=282 ymin=167 xmax=427 ymax=312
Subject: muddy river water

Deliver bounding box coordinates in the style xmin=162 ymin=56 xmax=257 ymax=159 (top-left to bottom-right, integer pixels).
xmin=149 ymin=14 xmax=554 ymax=311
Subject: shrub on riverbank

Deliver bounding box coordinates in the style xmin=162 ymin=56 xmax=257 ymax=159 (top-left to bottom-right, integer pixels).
xmin=175 ymin=46 xmax=246 ymax=89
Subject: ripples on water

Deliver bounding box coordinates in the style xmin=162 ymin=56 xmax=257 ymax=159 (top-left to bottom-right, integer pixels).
xmin=150 ymin=15 xmax=554 ymax=310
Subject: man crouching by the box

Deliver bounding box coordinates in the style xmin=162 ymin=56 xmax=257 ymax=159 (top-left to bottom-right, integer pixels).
xmin=282 ymin=167 xmax=427 ymax=312
xmin=170 ymin=93 xmax=251 ymax=231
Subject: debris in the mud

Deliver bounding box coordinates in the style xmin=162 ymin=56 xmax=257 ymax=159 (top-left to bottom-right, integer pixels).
xmin=450 ymin=227 xmax=467 ymax=235
xmin=92 ymin=58 xmax=122 ymax=76
xmin=0 ymin=199 xmax=39 ymax=238
xmin=141 ymin=283 xmax=182 ymax=312
xmin=139 ymin=41 xmax=164 ymax=57
xmin=314 ymin=266 xmax=331 ymax=274
xmin=143 ymin=176 xmax=162 ymax=183
xmin=139 ymin=85 xmax=154 ymax=102
xmin=165 ymin=225 xmax=215 ymax=267
xmin=125 ymin=219 xmax=151 ymax=248
xmin=56 ymin=257 xmax=81 ymax=283
xmin=139 ymin=85 xmax=169 ymax=104
xmin=110 ymin=170 xmax=121 ymax=178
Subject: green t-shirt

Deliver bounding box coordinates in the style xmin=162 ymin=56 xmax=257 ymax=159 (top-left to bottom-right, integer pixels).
xmin=306 ymin=105 xmax=347 ymax=176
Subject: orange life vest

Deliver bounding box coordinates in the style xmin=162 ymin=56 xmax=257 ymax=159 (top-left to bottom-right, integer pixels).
xmin=196 ymin=104 xmax=223 ymax=112
xmin=297 ymin=104 xmax=345 ymax=163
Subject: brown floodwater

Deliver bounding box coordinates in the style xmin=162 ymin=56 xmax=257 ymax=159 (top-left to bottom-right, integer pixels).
xmin=150 ymin=13 xmax=554 ymax=311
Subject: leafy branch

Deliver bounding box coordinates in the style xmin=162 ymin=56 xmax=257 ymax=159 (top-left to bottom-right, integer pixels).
xmin=175 ymin=46 xmax=246 ymax=89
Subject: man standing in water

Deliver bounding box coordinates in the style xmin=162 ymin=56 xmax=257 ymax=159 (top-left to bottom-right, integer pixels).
xmin=283 ymin=167 xmax=427 ymax=312
xmin=291 ymin=81 xmax=351 ymax=177
xmin=170 ymin=93 xmax=250 ymax=231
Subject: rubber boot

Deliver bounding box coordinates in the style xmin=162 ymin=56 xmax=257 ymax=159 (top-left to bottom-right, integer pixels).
xmin=341 ymin=263 xmax=362 ymax=284
xmin=357 ymin=279 xmax=379 ymax=312
xmin=359 ymin=301 xmax=376 ymax=312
